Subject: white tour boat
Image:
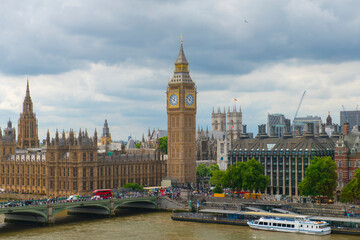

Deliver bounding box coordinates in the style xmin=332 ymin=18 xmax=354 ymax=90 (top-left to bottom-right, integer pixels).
xmin=247 ymin=215 xmax=331 ymax=235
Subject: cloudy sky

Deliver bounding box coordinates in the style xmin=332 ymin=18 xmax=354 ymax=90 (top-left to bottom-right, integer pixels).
xmin=0 ymin=0 xmax=360 ymax=141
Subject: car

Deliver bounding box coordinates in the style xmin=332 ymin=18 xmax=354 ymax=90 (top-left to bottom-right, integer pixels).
xmin=4 ymin=202 xmax=18 ymax=207
xmin=67 ymin=195 xmax=80 ymax=202
xmin=91 ymin=195 xmax=102 ymax=200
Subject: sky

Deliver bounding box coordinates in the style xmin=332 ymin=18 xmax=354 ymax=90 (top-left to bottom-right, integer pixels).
xmin=0 ymin=0 xmax=360 ymax=141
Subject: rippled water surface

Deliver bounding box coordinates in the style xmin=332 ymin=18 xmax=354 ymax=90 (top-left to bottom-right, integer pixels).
xmin=0 ymin=212 xmax=358 ymax=240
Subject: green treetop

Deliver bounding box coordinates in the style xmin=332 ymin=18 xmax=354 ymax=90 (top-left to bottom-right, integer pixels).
xmin=340 ymin=168 xmax=360 ymax=203
xmin=298 ymin=156 xmax=337 ymax=198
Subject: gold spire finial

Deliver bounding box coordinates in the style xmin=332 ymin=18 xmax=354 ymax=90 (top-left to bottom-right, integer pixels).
xmin=180 ymin=34 xmax=183 ymax=45
xmin=328 ymin=111 xmax=330 ymax=115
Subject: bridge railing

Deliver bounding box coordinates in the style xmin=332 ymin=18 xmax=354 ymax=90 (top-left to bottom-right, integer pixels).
xmin=0 ymin=192 xmax=157 ymax=209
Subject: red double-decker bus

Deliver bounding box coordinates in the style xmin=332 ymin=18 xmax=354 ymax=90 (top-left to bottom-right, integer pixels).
xmin=91 ymin=189 xmax=113 ymax=200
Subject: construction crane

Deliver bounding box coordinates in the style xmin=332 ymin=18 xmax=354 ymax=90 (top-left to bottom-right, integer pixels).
xmin=292 ymin=90 xmax=306 ymax=133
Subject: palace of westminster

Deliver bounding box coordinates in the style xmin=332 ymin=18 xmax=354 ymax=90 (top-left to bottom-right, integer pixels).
xmin=0 ymin=39 xmax=358 ymax=198
xmin=0 ymin=80 xmax=167 ymax=196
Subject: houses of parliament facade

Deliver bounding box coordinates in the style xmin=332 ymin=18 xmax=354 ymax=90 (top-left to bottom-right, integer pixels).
xmin=0 ymin=82 xmax=167 ymax=197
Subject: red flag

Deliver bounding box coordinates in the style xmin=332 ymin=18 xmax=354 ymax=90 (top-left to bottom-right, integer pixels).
xmin=234 ymin=98 xmax=238 ymax=101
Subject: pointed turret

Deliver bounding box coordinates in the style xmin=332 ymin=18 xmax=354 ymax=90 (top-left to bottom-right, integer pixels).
xmin=175 ymin=35 xmax=188 ymax=65
xmin=93 ymin=128 xmax=98 ymax=146
xmin=169 ymin=35 xmax=192 ymax=83
xmin=55 ymin=129 xmax=59 ymax=145
xmin=26 ymin=79 xmax=30 ymax=97
xmin=46 ymin=129 xmax=50 ymax=145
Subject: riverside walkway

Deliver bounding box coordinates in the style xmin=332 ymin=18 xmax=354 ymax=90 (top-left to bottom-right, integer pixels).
xmin=0 ymin=196 xmax=158 ymax=224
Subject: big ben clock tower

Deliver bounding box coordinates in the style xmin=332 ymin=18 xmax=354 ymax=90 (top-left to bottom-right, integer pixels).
xmin=167 ymin=37 xmax=197 ymax=184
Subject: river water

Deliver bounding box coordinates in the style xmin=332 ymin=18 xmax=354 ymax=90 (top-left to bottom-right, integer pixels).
xmin=0 ymin=211 xmax=358 ymax=240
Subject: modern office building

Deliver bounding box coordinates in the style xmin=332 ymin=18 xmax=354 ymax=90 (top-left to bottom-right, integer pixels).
xmin=267 ymin=113 xmax=287 ymax=137
xmin=340 ymin=110 xmax=360 ymax=134
xmin=292 ymin=116 xmax=322 ymax=136
xmin=228 ymin=124 xmax=336 ymax=196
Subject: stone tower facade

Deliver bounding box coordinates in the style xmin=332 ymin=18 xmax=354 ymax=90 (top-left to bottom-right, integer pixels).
xmin=226 ymin=105 xmax=242 ymax=139
xmin=211 ymin=107 xmax=226 ymax=131
xmin=167 ymin=38 xmax=197 ymax=184
xmin=17 ymin=80 xmax=39 ymax=149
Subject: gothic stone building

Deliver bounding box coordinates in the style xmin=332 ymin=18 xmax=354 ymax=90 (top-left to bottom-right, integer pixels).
xmin=0 ymin=82 xmax=167 ymax=197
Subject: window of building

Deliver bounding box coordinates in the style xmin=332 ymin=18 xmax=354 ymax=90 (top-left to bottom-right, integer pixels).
xmin=90 ymin=168 xmax=93 ymax=177
xmin=83 ymin=153 xmax=86 ymax=162
xmin=73 ymin=182 xmax=77 ymax=191
xmin=90 ymin=153 xmax=93 ymax=162
xmin=349 ymin=161 xmax=352 ymax=167
xmin=339 ymin=161 xmax=342 ymax=167
xmin=338 ymin=150 xmax=342 ymax=155
xmin=349 ymin=171 xmax=353 ymax=179
xmin=356 ymin=160 xmax=359 ymax=167
xmin=83 ymin=167 xmax=86 ymax=177
xmin=83 ymin=182 xmax=86 ymax=191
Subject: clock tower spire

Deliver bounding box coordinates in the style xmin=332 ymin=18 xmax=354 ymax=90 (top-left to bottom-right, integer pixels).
xmin=167 ymin=37 xmax=197 ymax=184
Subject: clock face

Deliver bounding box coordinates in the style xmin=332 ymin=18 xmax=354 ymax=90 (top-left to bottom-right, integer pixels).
xmin=169 ymin=94 xmax=179 ymax=106
xmin=186 ymin=94 xmax=194 ymax=106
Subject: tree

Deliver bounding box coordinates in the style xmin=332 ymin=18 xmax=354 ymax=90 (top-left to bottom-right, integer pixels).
xmin=122 ymin=183 xmax=143 ymax=191
xmin=135 ymin=143 xmax=141 ymax=149
xmin=158 ymin=136 xmax=167 ymax=154
xmin=210 ymin=170 xmax=227 ymax=188
xmin=298 ymin=156 xmax=337 ymax=198
xmin=241 ymin=159 xmax=269 ymax=193
xmin=213 ymin=185 xmax=223 ymax=193
xmin=196 ymin=164 xmax=211 ymax=178
xmin=223 ymin=164 xmax=243 ymax=190
xmin=340 ymin=168 xmax=360 ymax=203
xmin=209 ymin=164 xmax=220 ymax=175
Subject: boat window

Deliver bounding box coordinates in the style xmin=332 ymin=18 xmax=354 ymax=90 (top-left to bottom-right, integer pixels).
xmin=287 ymin=224 xmax=290 ymax=228
xmin=255 ymin=221 xmax=258 ymax=224
xmin=291 ymin=225 xmax=294 ymax=228
xmin=282 ymin=224 xmax=286 ymax=227
xmin=264 ymin=222 xmax=268 ymax=225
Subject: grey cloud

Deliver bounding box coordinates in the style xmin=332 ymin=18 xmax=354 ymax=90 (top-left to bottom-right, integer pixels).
xmin=0 ymin=0 xmax=359 ymax=76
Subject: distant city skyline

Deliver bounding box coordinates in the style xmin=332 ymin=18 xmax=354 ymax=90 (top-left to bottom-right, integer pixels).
xmin=0 ymin=1 xmax=359 ymax=141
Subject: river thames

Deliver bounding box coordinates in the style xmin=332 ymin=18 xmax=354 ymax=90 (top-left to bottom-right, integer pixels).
xmin=0 ymin=211 xmax=358 ymax=240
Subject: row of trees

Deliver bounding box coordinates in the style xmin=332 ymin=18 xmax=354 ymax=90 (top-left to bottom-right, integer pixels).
xmin=209 ymin=159 xmax=269 ymax=194
xmin=195 ymin=156 xmax=360 ymax=203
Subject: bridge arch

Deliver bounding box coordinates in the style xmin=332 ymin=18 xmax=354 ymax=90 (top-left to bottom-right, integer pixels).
xmin=114 ymin=199 xmax=157 ymax=210
xmin=52 ymin=202 xmax=111 ymax=217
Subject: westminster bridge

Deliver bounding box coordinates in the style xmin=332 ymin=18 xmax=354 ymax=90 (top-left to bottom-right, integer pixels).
xmin=0 ymin=196 xmax=160 ymax=224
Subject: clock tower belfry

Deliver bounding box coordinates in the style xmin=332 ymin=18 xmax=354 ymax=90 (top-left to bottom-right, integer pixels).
xmin=167 ymin=37 xmax=197 ymax=184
